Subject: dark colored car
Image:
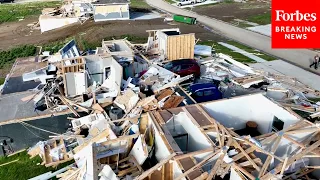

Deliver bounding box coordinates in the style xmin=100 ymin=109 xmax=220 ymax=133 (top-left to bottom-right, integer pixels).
xmin=190 ymin=83 xmax=222 ymax=103
xmin=163 ymin=59 xmax=201 ymax=77
xmin=0 ymin=0 xmax=14 ymax=4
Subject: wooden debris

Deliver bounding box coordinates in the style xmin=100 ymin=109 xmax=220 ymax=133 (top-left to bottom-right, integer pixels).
xmin=156 ymin=89 xmax=174 ymax=101
xmin=0 ymin=159 xmax=19 ymax=167
xmin=162 ymin=95 xmax=184 ymax=109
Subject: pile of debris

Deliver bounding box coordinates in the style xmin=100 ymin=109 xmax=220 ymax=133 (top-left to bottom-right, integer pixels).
xmin=38 ymin=0 xmax=131 ymax=33
xmin=197 ymin=52 xmax=320 ymax=116
xmin=14 ymin=27 xmax=320 ymax=179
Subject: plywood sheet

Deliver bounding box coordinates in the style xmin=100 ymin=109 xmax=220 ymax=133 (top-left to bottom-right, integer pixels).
xmin=185 ymin=106 xmax=213 ymax=127
xmin=167 ymin=33 xmax=195 ymax=61
xmin=179 ymin=157 xmax=202 ymax=180
xmin=159 ymin=107 xmax=184 ymax=122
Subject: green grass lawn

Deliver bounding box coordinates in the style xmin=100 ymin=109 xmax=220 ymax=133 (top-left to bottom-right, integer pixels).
xmin=225 ymin=40 xmax=276 ymax=61
xmin=199 ymin=41 xmax=256 ymax=63
xmin=0 ymin=45 xmax=36 ymax=69
xmin=165 ymin=0 xmax=176 ymax=4
xmin=246 ymin=12 xmax=271 ymax=25
xmin=0 ymin=150 xmax=73 ymax=180
xmin=0 ymin=78 xmax=5 ymax=85
xmin=130 ymin=0 xmax=153 ymax=10
xmin=0 ymin=1 xmax=61 ymax=23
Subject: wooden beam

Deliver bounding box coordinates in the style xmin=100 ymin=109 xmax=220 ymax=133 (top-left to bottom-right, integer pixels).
xmin=134 ymin=153 xmax=176 ymax=180
xmin=280 ymin=158 xmax=288 ymax=176
xmin=233 ymin=140 xmax=261 ymax=172
xmin=174 ymin=148 xmax=215 ymax=160
xmin=285 ymin=127 xmax=319 ymax=135
xmin=261 ymin=139 xmax=320 ymax=180
xmin=100 ymin=133 xmax=140 ymax=146
xmin=73 ymin=129 xmax=110 ymax=153
xmin=283 ymin=134 xmax=305 ymax=148
xmin=58 ymin=95 xmax=80 ymax=117
xmin=0 ymin=159 xmax=19 ymax=167
xmin=177 ymin=85 xmax=197 ymax=104
xmin=232 ymin=163 xmax=255 ymax=180
xmin=258 ymin=136 xmax=282 ymax=177
xmin=207 ymin=137 xmax=233 ymax=180
xmin=182 ymin=107 xmax=200 ymax=127
xmin=238 ymin=158 xmax=262 ymax=167
xmin=174 ymin=151 xmax=219 ymax=180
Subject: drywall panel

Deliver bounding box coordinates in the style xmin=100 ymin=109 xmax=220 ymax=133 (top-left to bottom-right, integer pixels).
xmin=110 ymin=58 xmax=123 ymax=92
xmin=157 ymin=31 xmax=168 ymax=59
xmin=167 ymin=34 xmax=195 ymax=61
xmin=65 ymin=72 xmax=86 ymax=96
xmin=39 ymin=15 xmax=79 ymax=33
xmin=202 ymin=94 xmax=299 ymax=134
xmin=173 ymin=113 xmax=212 ymax=152
xmin=85 ymin=56 xmax=122 ymax=90
xmin=149 ymin=113 xmax=171 ymax=161
xmin=173 ymin=161 xmax=186 ymax=180
xmin=93 ymin=4 xmax=129 ymax=21
xmin=230 ymin=167 xmax=243 ymax=180
xmin=129 ymin=136 xmax=148 ymax=165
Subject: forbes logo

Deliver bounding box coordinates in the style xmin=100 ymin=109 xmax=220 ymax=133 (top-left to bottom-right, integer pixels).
xmin=275 ymin=10 xmax=317 ymax=21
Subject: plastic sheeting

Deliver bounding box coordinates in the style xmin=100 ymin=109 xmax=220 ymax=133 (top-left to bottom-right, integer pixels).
xmin=194 ymin=45 xmax=212 ymax=56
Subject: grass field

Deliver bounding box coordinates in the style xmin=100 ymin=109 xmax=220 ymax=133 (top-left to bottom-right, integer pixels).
xmin=226 ymin=40 xmax=276 ymax=61
xmin=0 ymin=1 xmax=61 ymax=23
xmin=130 ymin=0 xmax=153 ymax=10
xmin=246 ymin=12 xmax=271 ymax=25
xmin=0 ymin=45 xmax=36 ymax=69
xmin=199 ymin=40 xmax=256 ymax=63
xmin=0 ymin=77 xmax=5 ymax=85
xmin=0 ymin=150 xmax=73 ymax=180
xmin=165 ymin=0 xmax=176 ymax=4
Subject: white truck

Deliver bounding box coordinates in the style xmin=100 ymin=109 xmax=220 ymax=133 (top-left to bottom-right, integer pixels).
xmin=177 ymin=0 xmax=206 ymax=6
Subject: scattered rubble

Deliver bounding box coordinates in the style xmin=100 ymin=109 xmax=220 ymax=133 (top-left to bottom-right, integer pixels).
xmin=9 ymin=27 xmax=320 ymax=179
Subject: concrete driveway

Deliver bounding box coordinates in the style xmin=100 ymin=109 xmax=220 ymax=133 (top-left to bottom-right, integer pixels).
xmin=146 ymin=0 xmax=320 ymax=75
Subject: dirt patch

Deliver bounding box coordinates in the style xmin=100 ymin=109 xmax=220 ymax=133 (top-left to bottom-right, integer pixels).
xmin=0 ymin=18 xmax=226 ymax=51
xmin=193 ymin=1 xmax=270 ymax=22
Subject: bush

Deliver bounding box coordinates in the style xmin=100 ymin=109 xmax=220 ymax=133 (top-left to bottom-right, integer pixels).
xmin=0 ymin=45 xmax=36 ymax=69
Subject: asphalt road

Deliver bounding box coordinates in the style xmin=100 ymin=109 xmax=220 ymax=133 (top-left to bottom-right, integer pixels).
xmin=146 ymin=0 xmax=320 ymax=75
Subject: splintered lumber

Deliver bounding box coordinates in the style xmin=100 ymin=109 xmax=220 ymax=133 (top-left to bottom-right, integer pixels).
xmin=0 ymin=159 xmax=19 ymax=167
xmin=58 ymin=95 xmax=80 ymax=117
xmin=73 ymin=129 xmax=110 ymax=153
xmin=134 ymin=153 xmax=176 ymax=180
xmin=162 ymin=95 xmax=184 ymax=109
xmin=179 ymin=157 xmax=203 ymax=179
xmin=118 ymin=166 xmax=139 ymax=177
xmin=258 ymin=136 xmax=282 ymax=177
xmin=174 ymin=151 xmax=220 ymax=180
xmin=174 ymin=148 xmax=214 ymax=160
xmin=99 ymin=133 xmax=140 ymax=146
xmin=8 ymin=149 xmax=26 ymax=157
xmin=261 ymin=139 xmax=320 ymax=180
xmin=207 ymin=137 xmax=233 ymax=180
xmin=232 ymin=163 xmax=255 ymax=180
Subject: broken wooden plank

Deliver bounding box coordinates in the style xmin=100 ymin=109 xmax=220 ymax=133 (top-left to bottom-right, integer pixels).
xmin=232 ymin=163 xmax=255 ymax=180
xmin=174 ymin=151 xmax=219 ymax=180
xmin=134 ymin=153 xmax=176 ymax=180
xmin=0 ymin=159 xmax=19 ymax=167
xmin=163 ymin=95 xmax=184 ymax=109
xmin=156 ymin=89 xmax=174 ymax=101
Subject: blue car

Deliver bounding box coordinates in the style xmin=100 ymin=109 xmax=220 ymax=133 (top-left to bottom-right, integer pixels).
xmin=190 ymin=83 xmax=222 ymax=103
